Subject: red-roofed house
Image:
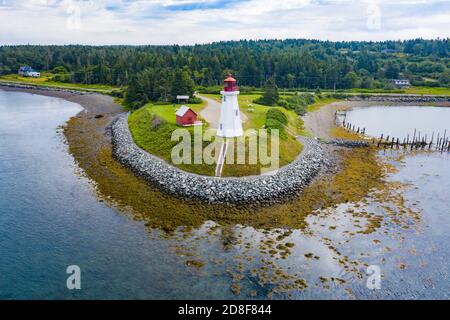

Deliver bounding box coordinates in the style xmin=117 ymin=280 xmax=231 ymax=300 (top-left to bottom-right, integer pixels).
xmin=175 ymin=105 xmax=198 ymax=126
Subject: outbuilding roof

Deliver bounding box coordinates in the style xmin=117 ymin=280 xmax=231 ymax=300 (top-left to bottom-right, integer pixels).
xmin=19 ymin=66 xmax=34 ymax=72
xmin=175 ymin=105 xmax=196 ymax=117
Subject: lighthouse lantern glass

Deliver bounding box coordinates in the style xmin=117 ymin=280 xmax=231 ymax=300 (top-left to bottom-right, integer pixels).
xmin=224 ymin=76 xmax=238 ymax=92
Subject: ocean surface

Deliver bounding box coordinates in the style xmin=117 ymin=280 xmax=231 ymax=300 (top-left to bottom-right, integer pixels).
xmin=0 ymin=90 xmax=449 ymax=299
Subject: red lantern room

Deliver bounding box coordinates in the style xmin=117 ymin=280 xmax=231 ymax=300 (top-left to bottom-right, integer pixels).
xmin=224 ymin=74 xmax=238 ymax=92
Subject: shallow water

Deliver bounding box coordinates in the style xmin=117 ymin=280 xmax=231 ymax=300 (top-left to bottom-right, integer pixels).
xmin=0 ymin=90 xmax=449 ymax=299
xmin=344 ymin=106 xmax=450 ymax=140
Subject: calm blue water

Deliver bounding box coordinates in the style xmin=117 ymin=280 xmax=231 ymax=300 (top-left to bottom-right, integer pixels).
xmin=0 ymin=90 xmax=236 ymax=299
xmin=1 ymin=90 xmax=449 ymax=299
xmin=344 ymin=106 xmax=450 ymax=140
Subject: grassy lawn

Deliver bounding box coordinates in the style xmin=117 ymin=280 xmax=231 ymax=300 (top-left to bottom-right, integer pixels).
xmin=144 ymin=100 xmax=207 ymax=124
xmin=324 ymin=86 xmax=450 ymax=96
xmin=129 ymin=96 xmax=303 ymax=177
xmin=200 ymin=86 xmax=450 ymax=97
xmin=202 ymin=93 xmax=303 ymax=134
xmin=0 ymin=73 xmax=120 ymax=94
xmin=402 ymin=86 xmax=450 ymax=95
xmin=306 ymin=97 xmax=339 ymax=113
xmin=129 ymin=107 xmax=217 ymax=176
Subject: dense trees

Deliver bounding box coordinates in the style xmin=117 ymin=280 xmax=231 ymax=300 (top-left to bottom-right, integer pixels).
xmin=256 ymin=76 xmax=279 ymax=106
xmin=124 ymin=68 xmax=196 ymax=108
xmin=1 ymin=38 xmax=449 ymax=107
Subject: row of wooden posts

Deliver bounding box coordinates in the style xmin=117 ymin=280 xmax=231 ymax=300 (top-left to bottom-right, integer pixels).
xmin=342 ymin=120 xmax=450 ymax=153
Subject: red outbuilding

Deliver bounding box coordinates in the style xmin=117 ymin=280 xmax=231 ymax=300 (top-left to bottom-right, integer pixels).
xmin=176 ymin=105 xmax=198 ymax=126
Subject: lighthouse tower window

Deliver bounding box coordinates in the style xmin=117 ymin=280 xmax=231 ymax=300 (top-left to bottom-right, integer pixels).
xmin=235 ymin=110 xmax=238 ymax=116
xmin=223 ymin=96 xmax=226 ymax=102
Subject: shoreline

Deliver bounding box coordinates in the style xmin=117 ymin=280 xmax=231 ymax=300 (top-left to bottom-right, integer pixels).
xmin=1 ymin=84 xmax=446 ymax=229
xmin=0 ymin=84 xmax=124 ymax=116
xmin=303 ymin=99 xmax=450 ymax=140
xmin=0 ymin=84 xmax=404 ymax=230
xmin=2 ymin=84 xmax=447 ymax=199
xmin=111 ymin=113 xmax=327 ymax=204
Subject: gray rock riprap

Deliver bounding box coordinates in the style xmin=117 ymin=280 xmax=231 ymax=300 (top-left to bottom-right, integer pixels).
xmin=111 ymin=114 xmax=327 ymax=204
xmin=0 ymin=82 xmax=86 ymax=95
xmin=327 ymin=139 xmax=370 ymax=148
xmin=349 ymin=95 xmax=450 ymax=103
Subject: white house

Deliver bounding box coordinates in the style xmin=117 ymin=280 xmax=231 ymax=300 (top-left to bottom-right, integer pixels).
xmin=390 ymin=79 xmax=411 ymax=89
xmin=18 ymin=66 xmax=41 ymax=78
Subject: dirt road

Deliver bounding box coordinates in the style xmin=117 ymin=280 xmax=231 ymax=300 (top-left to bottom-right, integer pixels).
xmin=303 ymin=101 xmax=371 ymax=139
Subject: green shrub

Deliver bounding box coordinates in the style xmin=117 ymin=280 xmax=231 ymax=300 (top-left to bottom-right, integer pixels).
xmin=110 ymin=90 xmax=124 ymax=98
xmin=52 ymin=73 xmax=71 ymax=83
xmin=266 ymin=108 xmax=288 ymax=126
xmin=188 ymin=96 xmax=202 ymax=104
xmin=284 ymin=93 xmax=316 ymax=116
xmin=327 ymin=93 xmax=352 ymax=99
xmin=154 ymin=101 xmax=172 ymax=105
xmin=196 ymin=86 xmax=222 ymax=94
xmin=265 ymin=108 xmax=288 ymax=138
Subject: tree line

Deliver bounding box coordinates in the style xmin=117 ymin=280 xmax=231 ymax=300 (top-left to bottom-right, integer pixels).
xmin=0 ymin=39 xmax=449 ymax=107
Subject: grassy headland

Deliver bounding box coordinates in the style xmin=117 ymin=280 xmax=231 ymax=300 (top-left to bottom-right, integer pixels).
xmin=128 ymin=94 xmax=303 ymax=177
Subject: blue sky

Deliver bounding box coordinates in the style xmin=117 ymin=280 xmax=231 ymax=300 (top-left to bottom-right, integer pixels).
xmin=0 ymin=0 xmax=449 ymax=45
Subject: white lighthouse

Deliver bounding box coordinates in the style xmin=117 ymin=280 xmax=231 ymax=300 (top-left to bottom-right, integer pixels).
xmin=216 ymin=74 xmax=243 ymax=138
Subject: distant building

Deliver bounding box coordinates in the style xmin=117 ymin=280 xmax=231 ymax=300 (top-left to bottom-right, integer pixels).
xmin=175 ymin=105 xmax=198 ymax=126
xmin=18 ymin=66 xmax=40 ymax=77
xmin=390 ymin=79 xmax=411 ymax=88
xmin=176 ymin=95 xmax=190 ymax=104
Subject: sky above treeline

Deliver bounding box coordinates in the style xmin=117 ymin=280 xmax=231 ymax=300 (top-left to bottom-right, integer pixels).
xmin=1 ymin=0 xmax=449 ymax=45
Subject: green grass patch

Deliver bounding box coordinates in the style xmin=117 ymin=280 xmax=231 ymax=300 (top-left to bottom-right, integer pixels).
xmin=306 ymin=97 xmax=339 ymax=112
xmin=142 ymin=100 xmax=207 ymax=124
xmin=202 ymin=93 xmax=303 ymax=134
xmin=0 ymin=73 xmax=120 ymax=94
xmin=402 ymin=86 xmax=450 ymax=95
xmin=129 ymin=107 xmax=216 ymax=176
xmin=128 ymin=98 xmax=303 ymax=177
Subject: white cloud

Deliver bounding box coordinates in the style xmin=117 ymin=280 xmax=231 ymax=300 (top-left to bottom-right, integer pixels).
xmin=0 ymin=0 xmax=449 ymax=45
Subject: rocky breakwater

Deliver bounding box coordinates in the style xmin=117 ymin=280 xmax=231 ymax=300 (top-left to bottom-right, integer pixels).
xmin=327 ymin=139 xmax=370 ymax=148
xmin=0 ymin=82 xmax=86 ymax=95
xmin=349 ymin=95 xmax=450 ymax=103
xmin=111 ymin=114 xmax=328 ymax=205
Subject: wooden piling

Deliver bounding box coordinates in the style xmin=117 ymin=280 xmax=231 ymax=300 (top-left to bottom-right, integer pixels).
xmin=429 ymin=132 xmax=434 ymax=149
xmin=377 ymin=134 xmax=383 ymax=148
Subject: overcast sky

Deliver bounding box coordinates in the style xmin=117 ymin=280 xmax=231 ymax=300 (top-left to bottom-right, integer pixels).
xmin=1 ymin=0 xmax=449 ymax=45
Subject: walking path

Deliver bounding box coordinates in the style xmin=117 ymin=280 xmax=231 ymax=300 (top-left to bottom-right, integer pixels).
xmin=302 ymin=101 xmax=367 ymax=139
xmin=197 ymin=94 xmax=248 ymax=130
xmin=215 ymin=141 xmax=229 ymax=177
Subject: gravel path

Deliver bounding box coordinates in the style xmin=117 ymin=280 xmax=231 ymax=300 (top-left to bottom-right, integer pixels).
xmin=197 ymin=94 xmax=248 ymax=130
xmin=302 ymin=101 xmax=360 ymax=139
xmin=198 ymin=94 xmax=221 ymax=128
